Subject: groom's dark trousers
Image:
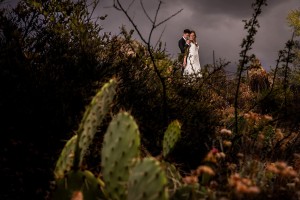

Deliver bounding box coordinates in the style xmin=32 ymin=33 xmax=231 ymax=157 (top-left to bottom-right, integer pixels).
xmin=178 ymin=38 xmax=188 ymax=75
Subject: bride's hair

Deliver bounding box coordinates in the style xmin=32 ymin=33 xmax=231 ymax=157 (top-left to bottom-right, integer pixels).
xmin=190 ymin=30 xmax=197 ymax=42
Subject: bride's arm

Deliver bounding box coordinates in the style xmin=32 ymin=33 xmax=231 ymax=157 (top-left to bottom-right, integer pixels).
xmin=183 ymin=44 xmax=191 ymax=67
xmin=183 ymin=46 xmax=189 ymax=67
xmin=183 ymin=55 xmax=187 ymax=67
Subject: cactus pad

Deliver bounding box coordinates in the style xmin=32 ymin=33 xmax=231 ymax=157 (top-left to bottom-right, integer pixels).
xmin=101 ymin=112 xmax=140 ymax=200
xmin=54 ymin=135 xmax=77 ymax=179
xmin=128 ymin=157 xmax=168 ymax=200
xmin=52 ymin=170 xmax=105 ymax=200
xmin=163 ymin=120 xmax=181 ymax=158
xmin=74 ymin=78 xmax=117 ymax=167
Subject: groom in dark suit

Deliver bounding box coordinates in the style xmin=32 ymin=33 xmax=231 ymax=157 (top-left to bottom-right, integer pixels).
xmin=178 ymin=29 xmax=191 ymax=54
xmin=178 ymin=29 xmax=191 ymax=75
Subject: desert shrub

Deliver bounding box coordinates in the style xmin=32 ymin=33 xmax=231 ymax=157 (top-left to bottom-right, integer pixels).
xmin=0 ymin=1 xmax=110 ymax=198
xmin=179 ymin=124 xmax=300 ymax=200
xmin=0 ymin=0 xmax=108 ymax=138
xmin=2 ymin=0 xmax=300 ymax=199
xmin=165 ymin=74 xmax=225 ymax=169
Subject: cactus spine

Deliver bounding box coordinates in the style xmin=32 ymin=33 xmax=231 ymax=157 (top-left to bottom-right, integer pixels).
xmin=52 ymin=170 xmax=105 ymax=200
xmin=74 ymin=78 xmax=117 ymax=169
xmin=128 ymin=157 xmax=168 ymax=200
xmin=101 ymin=112 xmax=141 ymax=200
xmin=54 ymin=135 xmax=77 ymax=179
xmin=52 ymin=78 xmax=186 ymax=200
xmin=53 ymin=79 xmax=116 ymax=199
xmin=163 ymin=120 xmax=181 ymax=158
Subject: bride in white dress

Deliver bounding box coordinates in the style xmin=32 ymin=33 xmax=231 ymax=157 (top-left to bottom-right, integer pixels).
xmin=183 ymin=31 xmax=202 ymax=78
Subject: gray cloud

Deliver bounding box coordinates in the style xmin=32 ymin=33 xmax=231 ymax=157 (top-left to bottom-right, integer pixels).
xmin=2 ymin=0 xmax=297 ymax=71
xmin=4 ymin=0 xmax=295 ymax=71
xmin=181 ymin=0 xmax=289 ymax=18
xmin=96 ymin=0 xmax=299 ymax=71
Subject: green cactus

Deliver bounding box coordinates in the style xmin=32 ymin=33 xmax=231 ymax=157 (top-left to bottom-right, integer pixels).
xmin=52 ymin=78 xmax=190 ymax=199
xmin=163 ymin=120 xmax=181 ymax=158
xmin=52 ymin=170 xmax=105 ymax=200
xmin=54 ymin=135 xmax=77 ymax=179
xmin=128 ymin=157 xmax=168 ymax=200
xmin=54 ymin=78 xmax=116 ymax=179
xmin=73 ymin=78 xmax=117 ymax=169
xmin=101 ymin=112 xmax=141 ymax=200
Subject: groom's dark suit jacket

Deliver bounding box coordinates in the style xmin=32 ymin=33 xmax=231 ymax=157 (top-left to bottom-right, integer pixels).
xmin=178 ymin=37 xmax=188 ymax=54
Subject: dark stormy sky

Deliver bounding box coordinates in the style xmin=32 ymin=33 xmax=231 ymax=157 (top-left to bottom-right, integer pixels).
xmin=96 ymin=0 xmax=299 ymax=71
xmin=2 ymin=0 xmax=299 ymax=71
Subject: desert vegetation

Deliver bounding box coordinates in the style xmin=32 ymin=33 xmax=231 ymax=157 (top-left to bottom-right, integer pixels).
xmin=1 ymin=0 xmax=300 ymax=199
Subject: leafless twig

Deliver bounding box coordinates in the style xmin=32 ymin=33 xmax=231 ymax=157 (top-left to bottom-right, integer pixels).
xmin=113 ymin=0 xmax=182 ymax=124
xmin=140 ymin=0 xmax=153 ymax=23
xmin=127 ymin=0 xmax=136 ymax=11
xmin=233 ymin=0 xmax=267 ymax=138
xmin=154 ymin=25 xmax=166 ymax=49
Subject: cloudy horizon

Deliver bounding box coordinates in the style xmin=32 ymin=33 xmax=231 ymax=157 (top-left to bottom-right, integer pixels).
xmin=1 ymin=0 xmax=298 ymax=72
xmin=96 ymin=0 xmax=298 ymax=72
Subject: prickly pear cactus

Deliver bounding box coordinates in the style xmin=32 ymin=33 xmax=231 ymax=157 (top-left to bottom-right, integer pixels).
xmin=128 ymin=157 xmax=168 ymax=200
xmin=163 ymin=120 xmax=181 ymax=158
xmin=52 ymin=170 xmax=105 ymax=200
xmin=74 ymin=78 xmax=117 ymax=168
xmin=101 ymin=112 xmax=140 ymax=200
xmin=54 ymin=135 xmax=77 ymax=179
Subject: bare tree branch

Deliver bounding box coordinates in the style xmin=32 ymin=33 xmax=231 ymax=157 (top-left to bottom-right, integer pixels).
xmin=233 ymin=0 xmax=267 ymax=138
xmin=153 ymin=1 xmax=162 ymax=25
xmin=155 ymin=8 xmax=183 ymax=28
xmin=154 ymin=25 xmax=166 ymax=49
xmin=283 ymin=32 xmax=295 ymax=116
xmin=113 ymin=0 xmax=182 ymax=124
xmin=112 ymin=0 xmax=122 ymax=11
xmin=113 ymin=0 xmax=148 ymax=44
xmin=87 ymin=0 xmax=100 ymax=22
xmin=140 ymin=0 xmax=153 ymax=23
xmin=127 ymin=0 xmax=136 ymax=11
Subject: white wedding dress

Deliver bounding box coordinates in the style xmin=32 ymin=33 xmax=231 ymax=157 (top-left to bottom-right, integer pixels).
xmin=184 ymin=42 xmax=202 ymax=77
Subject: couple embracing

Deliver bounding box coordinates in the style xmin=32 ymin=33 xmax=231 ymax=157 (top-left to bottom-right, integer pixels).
xmin=178 ymin=29 xmax=202 ymax=78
